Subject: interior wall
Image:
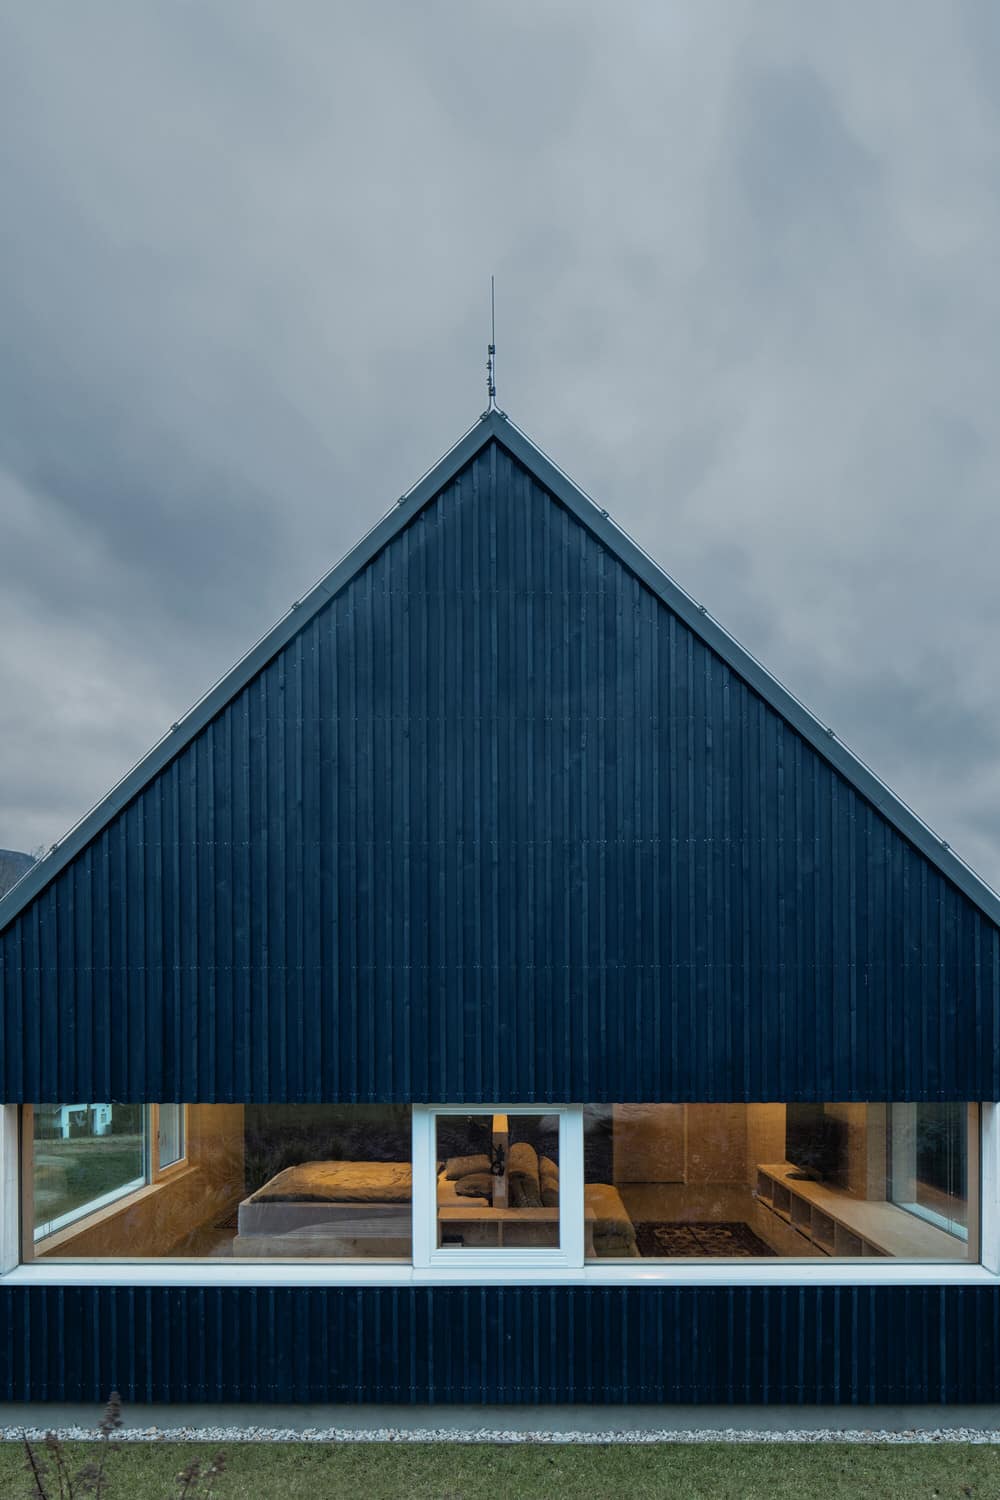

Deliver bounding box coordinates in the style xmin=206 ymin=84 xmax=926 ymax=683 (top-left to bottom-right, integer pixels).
xmin=38 ymin=1105 xmax=246 ymax=1258
xmin=685 ymin=1104 xmax=747 ymax=1183
xmin=612 ymin=1105 xmax=750 ymax=1185
xmin=824 ymin=1102 xmax=887 ymax=1200
xmin=612 ymin=1105 xmax=685 ymax=1182
xmin=243 ymin=1104 xmax=412 ymax=1195
xmin=746 ymin=1103 xmax=787 ymax=1183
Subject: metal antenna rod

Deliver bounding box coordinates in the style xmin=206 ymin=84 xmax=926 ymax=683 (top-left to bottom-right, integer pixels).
xmin=487 ymin=275 xmax=497 ymax=410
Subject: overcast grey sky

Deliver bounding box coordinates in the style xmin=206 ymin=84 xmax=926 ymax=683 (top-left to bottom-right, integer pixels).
xmin=2 ymin=0 xmax=1000 ymax=891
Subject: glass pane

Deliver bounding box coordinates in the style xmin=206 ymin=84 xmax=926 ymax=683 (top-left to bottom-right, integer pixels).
xmin=33 ymin=1104 xmax=146 ymax=1242
xmin=583 ymin=1103 xmax=976 ymax=1261
xmin=30 ymin=1104 xmax=412 ymax=1261
xmin=157 ymin=1105 xmax=185 ymax=1169
xmin=890 ymin=1103 xmax=968 ymax=1239
xmin=436 ymin=1112 xmax=560 ymax=1250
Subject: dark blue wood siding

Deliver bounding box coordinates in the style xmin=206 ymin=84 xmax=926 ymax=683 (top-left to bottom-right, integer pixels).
xmin=2 ymin=1284 xmax=999 ymax=1404
xmin=1 ymin=438 xmax=997 ymax=1102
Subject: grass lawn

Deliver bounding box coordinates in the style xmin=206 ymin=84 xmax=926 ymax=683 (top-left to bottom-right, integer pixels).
xmin=3 ymin=1440 xmax=1000 ymax=1499
xmin=32 ymin=1135 xmax=146 ymax=1225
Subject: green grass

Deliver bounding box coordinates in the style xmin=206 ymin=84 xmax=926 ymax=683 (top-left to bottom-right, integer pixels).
xmin=3 ymin=1440 xmax=1000 ymax=1500
xmin=33 ymin=1136 xmax=146 ymax=1226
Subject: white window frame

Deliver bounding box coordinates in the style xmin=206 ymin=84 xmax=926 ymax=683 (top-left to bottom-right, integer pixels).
xmin=0 ymin=1101 xmax=997 ymax=1288
xmin=151 ymin=1104 xmax=187 ymax=1176
xmin=0 ymin=1104 xmax=19 ymax=1275
xmin=412 ymin=1105 xmax=584 ymax=1271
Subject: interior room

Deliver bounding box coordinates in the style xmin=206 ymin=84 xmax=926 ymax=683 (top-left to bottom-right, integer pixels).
xmin=24 ymin=1101 xmax=976 ymax=1263
xmin=28 ymin=1104 xmax=415 ymax=1262
xmin=582 ymin=1103 xmax=974 ymax=1261
xmin=435 ymin=1112 xmax=562 ymax=1251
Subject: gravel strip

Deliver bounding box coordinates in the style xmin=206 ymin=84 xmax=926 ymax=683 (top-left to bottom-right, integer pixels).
xmin=4 ymin=1424 xmax=1000 ymax=1443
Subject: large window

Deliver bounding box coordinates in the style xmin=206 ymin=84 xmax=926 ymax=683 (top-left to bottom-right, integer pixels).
xmin=423 ymin=1109 xmax=581 ymax=1265
xmin=583 ymin=1103 xmax=978 ymax=1261
xmin=890 ymin=1103 xmax=970 ymax=1240
xmin=32 ymin=1104 xmax=147 ymax=1241
xmin=18 ymin=1101 xmax=981 ymax=1266
xmin=435 ymin=1113 xmax=560 ymax=1249
xmin=26 ymin=1104 xmax=412 ymax=1261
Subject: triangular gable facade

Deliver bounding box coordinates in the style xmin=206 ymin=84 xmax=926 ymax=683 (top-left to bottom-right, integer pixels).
xmin=1 ymin=410 xmax=997 ymax=1103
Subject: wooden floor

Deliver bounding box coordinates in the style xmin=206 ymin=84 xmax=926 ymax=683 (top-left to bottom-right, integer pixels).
xmin=164 ymin=1222 xmax=236 ymax=1257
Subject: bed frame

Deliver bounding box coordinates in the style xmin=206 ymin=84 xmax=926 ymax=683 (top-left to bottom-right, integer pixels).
xmin=231 ymin=1170 xmax=489 ymax=1258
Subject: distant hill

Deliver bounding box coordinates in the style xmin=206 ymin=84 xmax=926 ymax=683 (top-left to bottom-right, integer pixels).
xmin=0 ymin=848 xmax=34 ymax=899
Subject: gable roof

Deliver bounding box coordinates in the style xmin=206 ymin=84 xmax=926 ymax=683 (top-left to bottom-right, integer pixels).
xmin=0 ymin=849 xmax=33 ymax=900
xmin=2 ymin=406 xmax=998 ymax=933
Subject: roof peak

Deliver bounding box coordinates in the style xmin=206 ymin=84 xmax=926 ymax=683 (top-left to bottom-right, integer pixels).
xmin=2 ymin=410 xmax=998 ymax=932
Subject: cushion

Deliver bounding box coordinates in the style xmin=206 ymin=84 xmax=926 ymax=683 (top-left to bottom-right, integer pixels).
xmin=454 ymin=1172 xmax=493 ymax=1200
xmin=540 ymin=1171 xmax=560 ymax=1208
xmin=591 ymin=1231 xmax=640 ymax=1258
xmin=437 ymin=1173 xmax=488 ymax=1208
xmin=445 ymin=1154 xmax=491 ymax=1180
xmin=508 ymin=1142 xmax=542 ymax=1208
xmin=539 ymin=1155 xmax=559 ymax=1179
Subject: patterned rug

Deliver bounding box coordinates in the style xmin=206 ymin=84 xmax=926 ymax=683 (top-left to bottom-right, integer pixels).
xmin=634 ymin=1220 xmax=776 ymax=1258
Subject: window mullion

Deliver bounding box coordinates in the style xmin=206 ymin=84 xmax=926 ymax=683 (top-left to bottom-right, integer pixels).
xmin=149 ymin=1104 xmax=161 ymax=1181
xmin=0 ymin=1105 xmax=19 ymax=1273
xmin=560 ymin=1107 xmax=585 ymax=1268
xmin=411 ymin=1107 xmax=435 ymax=1269
xmin=980 ymin=1103 xmax=998 ymax=1274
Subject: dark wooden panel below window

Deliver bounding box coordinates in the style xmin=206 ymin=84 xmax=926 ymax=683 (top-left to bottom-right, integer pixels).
xmin=1 ymin=1284 xmax=996 ymax=1405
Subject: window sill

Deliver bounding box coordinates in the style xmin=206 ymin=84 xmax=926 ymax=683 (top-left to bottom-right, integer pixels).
xmin=2 ymin=1260 xmax=996 ymax=1289
xmin=30 ymin=1167 xmax=200 ymax=1258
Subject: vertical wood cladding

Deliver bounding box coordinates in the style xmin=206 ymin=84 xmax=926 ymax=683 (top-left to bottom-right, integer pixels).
xmin=1 ymin=439 xmax=997 ymax=1101
xmin=2 ymin=1284 xmax=999 ymax=1404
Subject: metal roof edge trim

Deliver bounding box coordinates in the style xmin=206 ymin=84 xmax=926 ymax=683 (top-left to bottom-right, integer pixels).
xmin=0 ymin=411 xmax=500 ymax=933
xmin=3 ymin=406 xmax=998 ymax=935
xmin=490 ymin=415 xmax=1000 ymax=930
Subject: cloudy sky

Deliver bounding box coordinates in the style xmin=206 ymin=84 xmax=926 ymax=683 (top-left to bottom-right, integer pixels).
xmin=2 ymin=1 xmax=1000 ymax=892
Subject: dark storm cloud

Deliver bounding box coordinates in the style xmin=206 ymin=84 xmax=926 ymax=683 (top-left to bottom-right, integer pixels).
xmin=1 ymin=0 xmax=999 ymax=892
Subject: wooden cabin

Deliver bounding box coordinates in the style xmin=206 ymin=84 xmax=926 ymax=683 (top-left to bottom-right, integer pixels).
xmin=0 ymin=409 xmax=997 ymax=1406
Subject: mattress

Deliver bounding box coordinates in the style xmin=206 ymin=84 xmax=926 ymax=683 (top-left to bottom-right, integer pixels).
xmin=234 ymin=1162 xmax=489 ymax=1249
xmin=248 ymin=1160 xmax=412 ymax=1204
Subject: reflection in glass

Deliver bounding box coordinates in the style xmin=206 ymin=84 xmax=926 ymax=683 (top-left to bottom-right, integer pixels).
xmin=583 ymin=1103 xmax=975 ymax=1262
xmin=435 ymin=1112 xmax=560 ymax=1249
xmin=27 ymin=1101 xmax=977 ymax=1265
xmin=33 ymin=1104 xmax=146 ymax=1241
xmin=31 ymin=1104 xmax=413 ymax=1261
xmin=891 ymin=1103 xmax=968 ymax=1239
xmin=157 ymin=1105 xmax=185 ymax=1169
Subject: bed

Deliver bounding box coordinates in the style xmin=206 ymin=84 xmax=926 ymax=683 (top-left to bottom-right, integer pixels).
xmin=232 ymin=1160 xmax=489 ymax=1258
xmin=233 ymin=1159 xmax=637 ymax=1258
